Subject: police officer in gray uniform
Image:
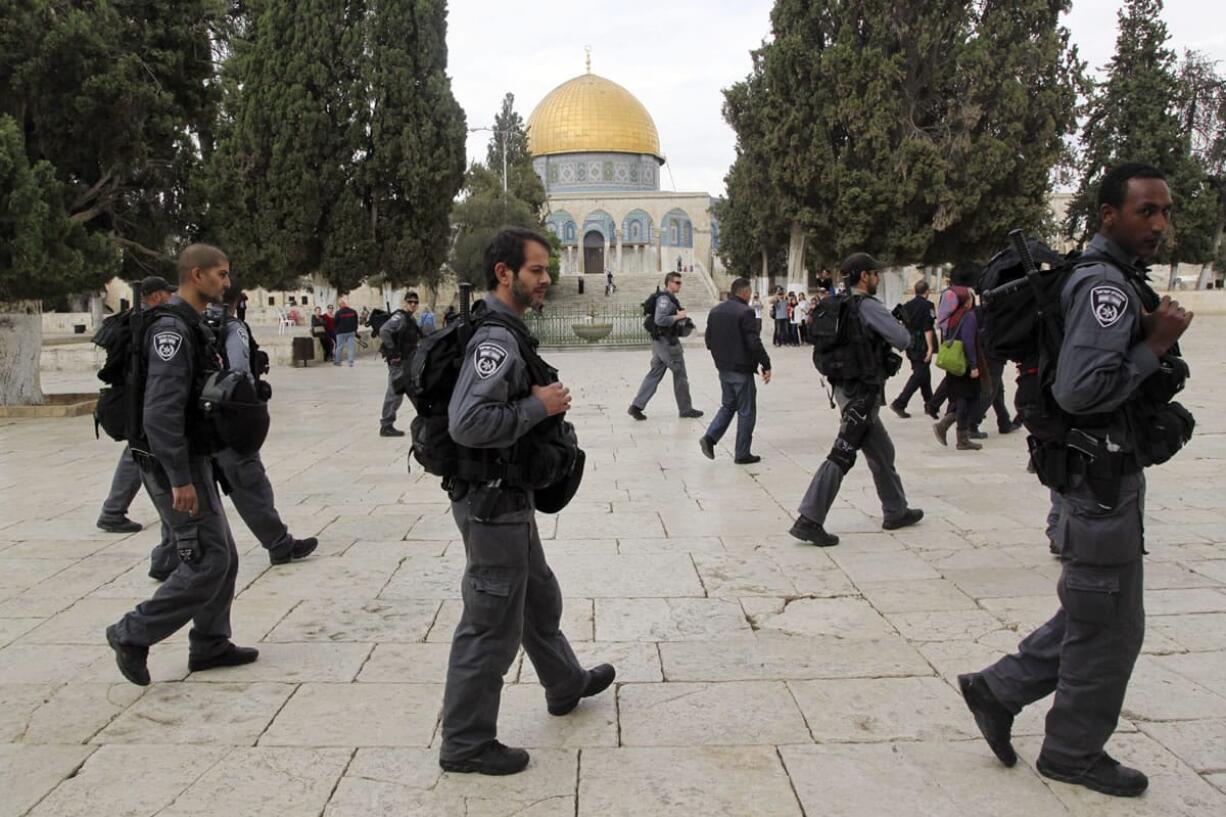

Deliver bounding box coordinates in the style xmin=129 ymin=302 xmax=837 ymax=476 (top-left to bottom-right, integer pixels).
xmin=628 ymin=272 xmax=703 ymax=420
xmin=96 ymin=276 xmax=178 ymax=535
xmin=790 ymin=254 xmax=924 ymax=547
xmin=150 ymin=278 xmax=316 ymax=571
xmin=440 ymin=228 xmax=615 ymax=776
xmin=959 ymin=164 xmax=1193 ymax=797
xmin=105 ymin=244 xmax=259 ymax=685
xmin=377 ymin=292 xmax=421 ymax=437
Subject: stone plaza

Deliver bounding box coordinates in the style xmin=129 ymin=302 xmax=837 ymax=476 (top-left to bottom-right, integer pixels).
xmin=2 ymin=318 xmax=1226 ymax=817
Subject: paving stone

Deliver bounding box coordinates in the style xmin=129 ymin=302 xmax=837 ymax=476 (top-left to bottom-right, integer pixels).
xmin=660 ymin=634 xmax=931 ymax=681
xmin=0 ymin=643 xmax=109 ymax=684
xmin=789 ymin=677 xmax=976 ymax=742
xmin=266 ymin=598 xmax=441 ymax=643
xmin=1150 ymin=612 xmax=1226 ymax=652
xmin=1152 ymin=651 xmax=1226 ymax=698
xmin=239 ymin=557 xmax=398 ymax=600
xmin=357 ymin=642 xmax=454 ymax=683
xmin=0 ymin=743 xmax=94 ymax=817
xmin=780 ymin=741 xmax=1067 ymax=817
xmin=1141 ymin=719 xmax=1226 ymax=773
xmin=548 ymin=553 xmax=704 ymax=597
xmin=25 ymin=744 xmax=228 ymax=817
xmin=0 ymin=617 xmax=41 ymax=647
xmin=578 ymin=746 xmax=802 ymax=817
xmin=260 ymin=682 xmax=441 ymax=747
xmin=159 ymin=747 xmax=352 ymax=817
xmin=690 ymin=552 xmax=798 ymax=596
xmin=17 ymin=596 xmax=145 ymax=644
xmin=1122 ymin=659 xmax=1226 ymax=722
xmin=828 ymin=550 xmax=942 ymax=583
xmin=742 ymin=596 xmax=897 ymax=639
xmin=885 ymin=609 xmax=1008 ymax=642
xmin=1147 ymin=588 xmax=1226 ymax=616
xmin=378 ymin=554 xmax=469 ymax=600
xmin=556 ymin=512 xmax=665 ymax=539
xmin=325 ymin=747 xmax=576 ymax=817
xmin=494 ymin=682 xmax=617 ymax=748
xmin=594 ymin=597 xmax=751 ymax=641
xmin=95 ymin=681 xmax=294 ymax=745
xmin=943 ymin=567 xmax=1054 ymax=599
xmin=619 ymin=680 xmax=811 ymax=746
xmin=858 ymin=579 xmax=979 ymax=613
xmin=4 ymin=682 xmax=144 ymax=744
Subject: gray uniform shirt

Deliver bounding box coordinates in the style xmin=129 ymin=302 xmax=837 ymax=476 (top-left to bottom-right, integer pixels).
xmin=143 ymin=295 xmax=203 ymax=486
xmin=379 ymin=310 xmax=417 ymax=359
xmin=654 ymin=293 xmax=681 ymax=329
xmin=448 ymin=295 xmax=548 ymax=449
xmin=853 ymin=292 xmax=912 ymax=351
xmin=1052 ymin=233 xmax=1160 ymax=415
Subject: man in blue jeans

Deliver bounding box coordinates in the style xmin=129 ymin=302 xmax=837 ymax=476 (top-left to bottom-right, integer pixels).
xmin=332 ymin=299 xmax=359 ymax=366
xmin=700 ymin=278 xmax=771 ymax=464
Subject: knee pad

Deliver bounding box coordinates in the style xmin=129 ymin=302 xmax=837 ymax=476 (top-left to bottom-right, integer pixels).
xmin=826 ymin=437 xmax=857 ymax=474
xmin=840 ymin=401 xmax=874 ymax=449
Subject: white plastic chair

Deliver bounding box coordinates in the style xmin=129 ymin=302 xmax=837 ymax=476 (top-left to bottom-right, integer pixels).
xmin=276 ymin=307 xmax=295 ymax=335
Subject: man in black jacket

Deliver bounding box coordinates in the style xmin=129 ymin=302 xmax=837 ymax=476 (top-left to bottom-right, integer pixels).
xmin=699 ymin=278 xmax=772 ymax=464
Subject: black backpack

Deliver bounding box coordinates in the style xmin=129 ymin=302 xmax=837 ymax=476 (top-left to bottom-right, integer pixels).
xmin=809 ymin=293 xmax=850 ymax=379
xmin=367 ymin=308 xmax=392 ymax=335
xmin=641 ymin=290 xmax=661 ymax=338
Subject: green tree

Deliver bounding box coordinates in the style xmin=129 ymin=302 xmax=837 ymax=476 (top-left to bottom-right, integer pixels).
xmin=1176 ymin=50 xmax=1226 ymax=284
xmin=208 ymin=0 xmax=369 ymax=293
xmin=449 ymin=164 xmax=544 ymax=287
xmin=718 ymin=54 xmax=788 ymax=280
xmin=1065 ymin=0 xmax=1214 ymax=277
xmin=363 ymin=0 xmax=467 ymax=295
xmin=0 ymin=0 xmax=217 ymax=404
xmin=924 ymin=0 xmax=1081 ymax=263
xmin=486 ymin=93 xmax=532 ymax=185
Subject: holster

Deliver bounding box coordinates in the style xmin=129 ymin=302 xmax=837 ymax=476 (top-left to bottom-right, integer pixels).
xmin=1030 ymin=430 xmax=1138 ymax=510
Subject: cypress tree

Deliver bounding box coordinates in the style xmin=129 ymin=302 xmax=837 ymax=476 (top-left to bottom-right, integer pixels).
xmin=363 ymin=0 xmax=467 ymax=295
xmin=1065 ymin=0 xmax=1213 ymax=275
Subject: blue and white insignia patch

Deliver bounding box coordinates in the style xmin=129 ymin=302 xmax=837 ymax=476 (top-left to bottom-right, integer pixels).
xmin=236 ymin=324 xmax=249 ymax=346
xmin=474 ymin=342 xmax=508 ymax=379
xmin=153 ymin=331 xmax=183 ymax=362
xmin=1090 ymin=285 xmax=1128 ymax=328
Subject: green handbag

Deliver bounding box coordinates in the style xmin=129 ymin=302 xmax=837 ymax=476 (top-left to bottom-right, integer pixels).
xmin=935 ymin=338 xmax=968 ymax=376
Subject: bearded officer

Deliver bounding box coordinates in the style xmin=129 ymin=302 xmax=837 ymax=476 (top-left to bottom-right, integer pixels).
xmin=105 ymin=244 xmax=259 ymax=685
xmin=439 ymin=228 xmax=615 ymax=776
xmin=959 ymin=163 xmax=1193 ymax=797
xmin=149 ymin=276 xmax=316 ymax=572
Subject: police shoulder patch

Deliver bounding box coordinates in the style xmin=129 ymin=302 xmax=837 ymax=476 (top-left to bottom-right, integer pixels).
xmin=153 ymin=331 xmax=183 ymax=362
xmin=236 ymin=324 xmax=249 ymax=346
xmin=1090 ymin=285 xmax=1128 ymax=329
xmin=474 ymin=342 xmax=509 ymax=379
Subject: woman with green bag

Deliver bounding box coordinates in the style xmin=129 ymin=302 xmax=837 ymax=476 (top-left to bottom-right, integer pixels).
xmin=933 ymin=287 xmax=982 ymax=450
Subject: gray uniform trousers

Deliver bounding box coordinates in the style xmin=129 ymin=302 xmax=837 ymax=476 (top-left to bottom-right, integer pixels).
xmin=440 ymin=485 xmax=588 ymax=761
xmin=100 ymin=446 xmax=143 ymax=519
xmin=631 ymin=337 xmax=693 ymax=413
xmin=982 ymin=471 xmax=1145 ymax=765
xmin=113 ymin=457 xmax=239 ymax=660
xmin=798 ymin=384 xmax=907 ymax=525
xmin=381 ymin=363 xmax=404 ymax=428
xmin=151 ymin=448 xmax=291 ymax=572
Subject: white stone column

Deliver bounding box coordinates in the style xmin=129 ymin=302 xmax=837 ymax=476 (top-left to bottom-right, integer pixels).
xmin=615 ymin=228 xmax=623 ymax=274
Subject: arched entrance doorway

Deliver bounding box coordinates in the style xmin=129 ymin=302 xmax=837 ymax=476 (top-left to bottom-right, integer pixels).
xmin=583 ymin=230 xmax=604 ymax=276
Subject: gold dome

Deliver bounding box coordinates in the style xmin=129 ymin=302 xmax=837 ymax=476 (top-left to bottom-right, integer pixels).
xmin=527 ymin=73 xmax=662 ymax=159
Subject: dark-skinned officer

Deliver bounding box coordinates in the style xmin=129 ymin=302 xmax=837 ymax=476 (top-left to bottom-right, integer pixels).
xmin=959 ymin=163 xmax=1193 ymax=797
xmin=105 ymin=244 xmax=259 ymax=685
xmin=439 ymin=228 xmax=615 ymax=776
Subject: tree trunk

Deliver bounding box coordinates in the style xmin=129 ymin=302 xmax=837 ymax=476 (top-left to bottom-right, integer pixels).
xmin=1196 ymin=262 xmax=1213 ymax=290
xmin=760 ymin=246 xmax=769 ymax=281
xmin=786 ymin=223 xmax=806 ymax=285
xmin=1167 ymin=262 xmax=1180 ymax=290
xmin=0 ymin=301 xmax=45 ymax=406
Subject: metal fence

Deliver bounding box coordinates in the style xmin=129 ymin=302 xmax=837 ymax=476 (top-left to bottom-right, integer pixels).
xmin=523 ymin=308 xmax=649 ymax=347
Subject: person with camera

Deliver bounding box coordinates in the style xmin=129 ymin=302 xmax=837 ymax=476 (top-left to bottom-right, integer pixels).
xmin=628 ymin=272 xmax=703 ymax=421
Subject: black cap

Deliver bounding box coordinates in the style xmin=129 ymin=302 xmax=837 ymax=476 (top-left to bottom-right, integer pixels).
xmin=139 ymin=276 xmax=176 ymax=297
xmin=840 ymin=253 xmax=882 ymax=279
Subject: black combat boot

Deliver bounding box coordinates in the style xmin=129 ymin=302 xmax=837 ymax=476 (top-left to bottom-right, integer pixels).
xmin=548 ymin=664 xmax=617 ymax=716
xmin=679 ymin=409 xmax=704 ymax=419
xmin=883 ymin=508 xmax=924 ymax=530
xmin=270 ymin=537 xmax=318 ymax=565
xmin=105 ymin=625 xmax=150 ymax=687
xmin=627 ymin=405 xmax=647 ymax=421
xmin=789 ymin=516 xmax=839 ymax=547
xmin=97 ymin=516 xmax=143 ymax=533
xmin=379 ymin=426 xmax=405 ymax=437
xmin=440 ymin=741 xmax=531 ymax=776
xmin=699 ymin=436 xmax=715 ymax=460
xmin=957 ymin=672 xmax=1016 ymax=767
xmin=1036 ymin=752 xmax=1148 ymax=797
xmin=188 ymin=643 xmax=260 ymax=672
xmin=889 ymin=402 xmax=910 ymax=419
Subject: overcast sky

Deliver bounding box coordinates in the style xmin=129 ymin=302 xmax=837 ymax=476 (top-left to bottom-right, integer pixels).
xmin=449 ymin=1 xmax=1226 ymax=197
